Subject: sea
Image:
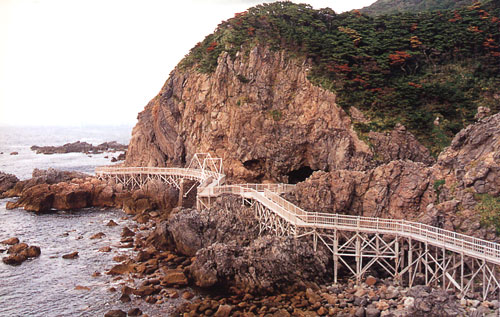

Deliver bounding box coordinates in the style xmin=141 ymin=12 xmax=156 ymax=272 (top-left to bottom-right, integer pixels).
xmin=0 ymin=126 xmax=176 ymax=316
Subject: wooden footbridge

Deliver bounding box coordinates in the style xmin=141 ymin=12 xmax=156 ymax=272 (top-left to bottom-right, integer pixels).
xmin=96 ymin=153 xmax=500 ymax=300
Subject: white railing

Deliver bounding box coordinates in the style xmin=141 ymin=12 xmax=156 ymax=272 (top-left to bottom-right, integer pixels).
xmin=95 ymin=165 xmax=500 ymax=264
xmin=95 ymin=166 xmax=225 ymax=183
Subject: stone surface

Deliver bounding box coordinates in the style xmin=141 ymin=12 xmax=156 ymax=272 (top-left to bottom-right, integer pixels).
xmin=125 ymin=45 xmax=373 ymax=182
xmin=62 ymin=251 xmax=79 ymax=259
xmin=368 ymin=123 xmax=434 ymax=165
xmin=0 ymin=172 xmax=19 ymax=195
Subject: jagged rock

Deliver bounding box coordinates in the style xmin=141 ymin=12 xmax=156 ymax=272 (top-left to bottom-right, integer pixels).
xmin=0 ymin=172 xmax=19 ymax=196
xmin=127 ymin=308 xmax=142 ymax=316
xmin=189 ymin=236 xmax=329 ymax=294
xmin=8 ymin=243 xmax=28 ymax=254
xmin=167 ymin=197 xmax=259 ymax=257
xmin=126 ymin=45 xmax=373 ymax=182
xmin=121 ymin=226 xmax=135 ymax=237
xmin=287 ymin=160 xmax=435 ymax=221
xmin=214 ymin=304 xmax=233 ymax=317
xmin=368 ymin=123 xmax=434 ymax=165
xmin=2 ymin=242 xmax=40 ymax=265
xmin=405 ymin=285 xmax=465 ymax=316
xmin=106 ymin=219 xmax=118 ymax=226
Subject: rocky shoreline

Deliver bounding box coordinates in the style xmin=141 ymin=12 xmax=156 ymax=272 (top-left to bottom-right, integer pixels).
xmin=1 ymin=168 xmax=499 ymax=316
xmin=31 ymin=141 xmax=127 ymax=155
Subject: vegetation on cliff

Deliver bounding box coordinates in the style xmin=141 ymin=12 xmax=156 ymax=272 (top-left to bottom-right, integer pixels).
xmin=180 ymin=1 xmax=500 ymax=156
xmin=360 ymin=0 xmax=480 ymax=16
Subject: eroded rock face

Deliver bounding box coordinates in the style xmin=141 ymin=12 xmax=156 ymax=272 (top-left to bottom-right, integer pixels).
xmin=368 ymin=123 xmax=434 ymax=165
xmin=287 ymin=160 xmax=435 ymax=221
xmin=126 ymin=45 xmax=373 ymax=182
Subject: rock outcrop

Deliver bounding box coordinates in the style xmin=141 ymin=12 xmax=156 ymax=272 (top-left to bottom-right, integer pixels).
xmin=286 ymin=160 xmax=435 ymax=220
xmin=3 ymin=169 xmax=177 ymax=214
xmin=367 ymin=123 xmax=434 ymax=165
xmin=126 ymin=45 xmax=373 ymax=182
xmin=31 ymin=141 xmax=127 ymax=155
xmin=0 ymin=172 xmax=19 ymax=195
xmin=189 ymin=236 xmax=329 ymax=294
xmin=1 ymin=240 xmax=41 ymax=266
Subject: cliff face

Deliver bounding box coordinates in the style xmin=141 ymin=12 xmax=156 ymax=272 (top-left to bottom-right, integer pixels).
xmin=126 ymin=46 xmax=374 ymax=182
xmin=287 ymin=112 xmax=500 ymax=241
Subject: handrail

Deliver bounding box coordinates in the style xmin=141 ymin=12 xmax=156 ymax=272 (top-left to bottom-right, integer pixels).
xmin=95 ymin=165 xmax=500 ymax=264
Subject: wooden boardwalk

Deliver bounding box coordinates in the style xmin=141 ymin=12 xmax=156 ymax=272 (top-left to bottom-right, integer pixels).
xmin=96 ymin=153 xmax=500 ymax=300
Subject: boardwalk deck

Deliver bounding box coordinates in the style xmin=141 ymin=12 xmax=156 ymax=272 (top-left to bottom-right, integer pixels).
xmin=96 ymin=154 xmax=500 ymax=299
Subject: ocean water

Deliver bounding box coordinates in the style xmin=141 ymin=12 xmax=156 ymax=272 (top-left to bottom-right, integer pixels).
xmin=0 ymin=126 xmax=176 ymax=316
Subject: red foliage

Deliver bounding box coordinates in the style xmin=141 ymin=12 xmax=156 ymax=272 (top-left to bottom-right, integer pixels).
xmin=334 ymin=63 xmax=352 ymax=73
xmin=467 ymin=26 xmax=483 ymax=33
xmin=388 ymin=51 xmax=411 ymax=66
xmin=410 ymin=23 xmax=418 ymax=31
xmin=408 ymin=82 xmax=423 ymax=88
xmin=353 ymin=9 xmax=362 ymax=16
xmin=448 ymin=11 xmax=462 ymax=22
xmin=206 ymin=41 xmax=218 ymax=52
xmin=247 ymin=27 xmax=255 ymax=36
xmin=491 ymin=17 xmax=500 ymax=24
xmin=234 ymin=11 xmax=247 ymax=18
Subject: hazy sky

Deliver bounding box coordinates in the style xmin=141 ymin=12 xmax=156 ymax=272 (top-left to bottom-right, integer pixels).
xmin=0 ymin=0 xmax=376 ymax=127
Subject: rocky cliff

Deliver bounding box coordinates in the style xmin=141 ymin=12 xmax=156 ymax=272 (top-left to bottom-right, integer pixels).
xmin=126 ymin=45 xmax=439 ymax=182
xmin=287 ymin=112 xmax=500 ymax=241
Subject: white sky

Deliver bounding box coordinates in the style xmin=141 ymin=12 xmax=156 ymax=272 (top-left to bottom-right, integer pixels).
xmin=0 ymin=0 xmax=376 ymax=126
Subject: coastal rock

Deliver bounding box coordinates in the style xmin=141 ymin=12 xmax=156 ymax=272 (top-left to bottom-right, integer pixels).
xmin=167 ymin=197 xmax=259 ymax=256
xmin=368 ymin=123 xmax=434 ymax=165
xmin=10 ymin=152 xmax=18 ymax=155
xmin=62 ymin=251 xmax=79 ymax=259
xmin=1 ymin=237 xmax=20 ymax=245
xmin=287 ymin=160 xmax=435 ymax=220
xmin=0 ymin=172 xmax=19 ymax=195
xmin=405 ymin=285 xmax=465 ymax=316
xmin=104 ymin=310 xmax=127 ymax=317
xmin=160 ymin=269 xmax=188 ymax=287
xmin=126 ymin=45 xmax=373 ymax=182
xmin=2 ymin=242 xmax=40 ymax=265
xmin=31 ymin=141 xmax=127 ymax=155
xmin=189 ymin=235 xmax=329 ymax=294
xmin=107 ymin=263 xmax=133 ymax=275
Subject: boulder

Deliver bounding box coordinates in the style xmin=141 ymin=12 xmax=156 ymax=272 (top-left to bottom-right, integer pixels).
xmin=0 ymin=172 xmax=19 ymax=195
xmin=160 ymin=269 xmax=188 ymax=287
xmin=62 ymin=251 xmax=79 ymax=259
xmin=1 ymin=237 xmax=19 ymax=245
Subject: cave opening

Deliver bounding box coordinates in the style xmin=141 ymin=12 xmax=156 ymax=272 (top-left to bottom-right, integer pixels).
xmin=287 ymin=166 xmax=316 ymax=184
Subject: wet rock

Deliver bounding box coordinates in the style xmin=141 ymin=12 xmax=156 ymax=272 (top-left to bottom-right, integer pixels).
xmin=62 ymin=251 xmax=79 ymax=259
xmin=1 ymin=237 xmax=19 ymax=245
xmin=121 ymin=226 xmax=135 ymax=237
xmin=23 ymin=246 xmax=41 ymax=258
xmin=8 ymin=243 xmax=28 ymax=254
xmin=0 ymin=172 xmax=19 ymax=195
xmin=10 ymin=152 xmax=18 ymax=155
xmin=2 ymin=254 xmax=27 ymax=265
xmin=74 ymin=285 xmax=90 ymax=291
xmin=214 ymin=304 xmax=233 ymax=317
xmin=127 ymin=308 xmax=142 ymax=316
xmin=182 ymin=291 xmax=194 ymax=300
xmin=160 ymin=269 xmax=188 ymax=287
xmin=119 ymin=293 xmax=131 ymax=303
xmin=90 ymin=232 xmax=106 ymax=239
xmin=104 ymin=309 xmax=127 ymax=317
xmin=132 ymin=285 xmax=155 ymax=297
xmin=107 ymin=263 xmax=133 ymax=275
xmin=98 ymin=246 xmax=112 ymax=252
xmin=106 ymin=220 xmax=118 ymax=226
